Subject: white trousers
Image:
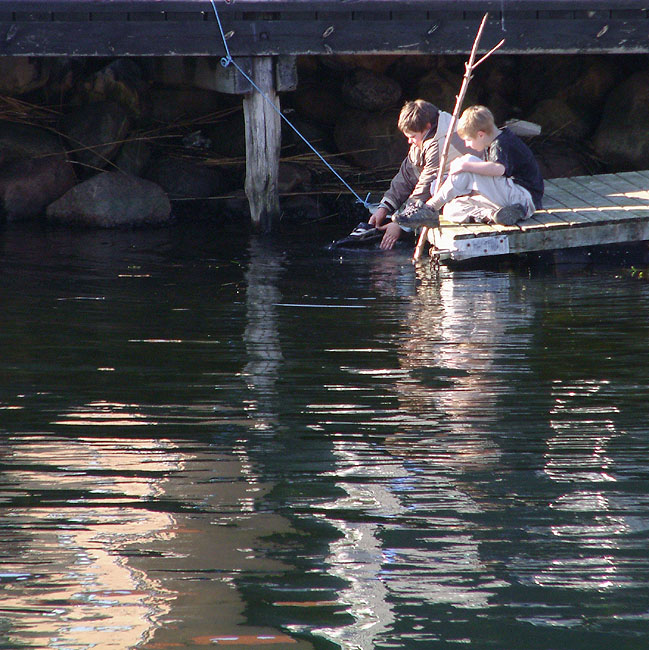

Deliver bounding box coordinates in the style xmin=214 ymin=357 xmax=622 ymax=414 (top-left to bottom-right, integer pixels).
xmin=431 ymin=155 xmax=536 ymax=223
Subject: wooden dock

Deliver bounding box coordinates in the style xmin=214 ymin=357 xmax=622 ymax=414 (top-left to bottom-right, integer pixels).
xmin=429 ymin=170 xmax=649 ymax=263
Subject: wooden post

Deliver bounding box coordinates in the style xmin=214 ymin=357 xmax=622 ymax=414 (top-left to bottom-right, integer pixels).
xmin=243 ymin=56 xmax=281 ymax=233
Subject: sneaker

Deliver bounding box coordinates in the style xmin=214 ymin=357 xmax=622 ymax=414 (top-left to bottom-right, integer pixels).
xmin=328 ymin=222 xmax=382 ymax=249
xmin=393 ymin=199 xmax=440 ymax=229
xmin=493 ymin=203 xmax=526 ymax=226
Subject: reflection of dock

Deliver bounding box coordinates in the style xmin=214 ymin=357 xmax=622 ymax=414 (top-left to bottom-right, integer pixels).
xmin=431 ymin=170 xmax=649 ymax=264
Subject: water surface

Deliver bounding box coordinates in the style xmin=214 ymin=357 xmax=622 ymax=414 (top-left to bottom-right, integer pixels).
xmin=2 ymin=222 xmax=649 ymax=649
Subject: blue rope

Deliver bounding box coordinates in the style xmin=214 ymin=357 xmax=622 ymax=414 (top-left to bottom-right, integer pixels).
xmin=208 ymin=0 xmax=374 ymax=210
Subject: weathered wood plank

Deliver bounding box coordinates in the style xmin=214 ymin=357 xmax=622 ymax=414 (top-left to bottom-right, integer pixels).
xmin=616 ymin=171 xmax=649 ymax=195
xmin=552 ymin=176 xmax=649 ymax=221
xmin=548 ymin=177 xmax=644 ymax=222
xmin=521 ymin=211 xmax=573 ymax=229
xmin=543 ymin=182 xmax=599 ymax=222
xmin=539 ymin=183 xmax=600 ymax=226
xmin=445 ymin=219 xmax=649 ymax=261
xmin=0 ymin=13 xmax=648 ymax=56
xmin=576 ymin=173 xmax=649 ymax=210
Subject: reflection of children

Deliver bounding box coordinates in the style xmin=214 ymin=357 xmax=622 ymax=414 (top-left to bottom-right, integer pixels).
xmin=427 ymin=105 xmax=544 ymax=226
xmin=368 ymin=99 xmax=473 ymax=249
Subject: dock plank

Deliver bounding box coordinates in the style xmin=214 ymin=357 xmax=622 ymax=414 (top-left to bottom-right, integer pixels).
xmin=548 ymin=177 xmax=647 ymax=221
xmin=568 ymin=174 xmax=649 ymax=211
xmin=541 ymin=182 xmax=600 ymax=225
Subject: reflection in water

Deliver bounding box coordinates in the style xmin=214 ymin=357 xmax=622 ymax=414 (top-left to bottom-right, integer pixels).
xmin=529 ymin=378 xmax=629 ymax=592
xmin=4 ymin=224 xmax=649 ymax=648
xmin=241 ymin=237 xmax=285 ymax=429
xmin=2 ymin=429 xmax=177 ymax=649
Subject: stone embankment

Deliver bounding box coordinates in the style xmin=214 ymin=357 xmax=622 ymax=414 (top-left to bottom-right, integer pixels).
xmin=0 ymin=53 xmax=646 ymax=227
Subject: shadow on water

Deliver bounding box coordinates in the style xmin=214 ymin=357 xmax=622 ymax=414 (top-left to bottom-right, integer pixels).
xmin=2 ymin=221 xmax=649 ymax=648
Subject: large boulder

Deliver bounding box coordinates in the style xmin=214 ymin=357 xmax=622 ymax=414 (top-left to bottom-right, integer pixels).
xmin=60 ymin=101 xmax=131 ymax=170
xmin=593 ymin=71 xmax=649 ymax=170
xmin=0 ymin=156 xmax=76 ymax=221
xmin=82 ymin=58 xmax=148 ymax=118
xmin=527 ymin=98 xmax=593 ymax=141
xmin=532 ymin=138 xmax=601 ymax=179
xmin=0 ymin=57 xmax=53 ymax=95
xmin=113 ymin=139 xmax=152 ymax=176
xmin=149 ymin=87 xmax=228 ymax=123
xmin=341 ymin=69 xmax=401 ymax=111
xmin=561 ymin=58 xmax=618 ymax=117
xmin=291 ymin=83 xmax=346 ymax=126
xmin=334 ymin=108 xmax=408 ymax=170
xmin=416 ymin=67 xmax=479 ymax=113
xmin=207 ymin=111 xmax=246 ymax=159
xmin=0 ymin=121 xmax=67 ymax=161
xmin=46 ymin=171 xmax=171 ymax=227
xmin=517 ymin=55 xmax=587 ymax=113
xmin=0 ymin=121 xmax=76 ymax=221
xmin=145 ymin=156 xmax=229 ymax=218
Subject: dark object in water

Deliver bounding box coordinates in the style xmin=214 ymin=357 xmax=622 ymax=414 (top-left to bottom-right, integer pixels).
xmin=328 ymin=221 xmax=383 ymax=249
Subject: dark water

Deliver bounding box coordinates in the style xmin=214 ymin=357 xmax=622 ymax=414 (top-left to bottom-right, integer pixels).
xmin=2 ymin=222 xmax=649 ymax=649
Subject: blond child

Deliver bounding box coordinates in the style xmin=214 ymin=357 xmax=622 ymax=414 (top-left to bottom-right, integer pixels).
xmin=423 ymin=105 xmax=543 ymax=226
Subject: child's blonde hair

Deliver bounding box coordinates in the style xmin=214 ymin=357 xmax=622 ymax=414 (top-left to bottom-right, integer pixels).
xmin=398 ymin=99 xmax=439 ymax=134
xmin=457 ymin=105 xmax=497 ymax=139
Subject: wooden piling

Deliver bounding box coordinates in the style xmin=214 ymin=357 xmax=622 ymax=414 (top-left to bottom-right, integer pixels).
xmin=243 ymin=56 xmax=281 ymax=232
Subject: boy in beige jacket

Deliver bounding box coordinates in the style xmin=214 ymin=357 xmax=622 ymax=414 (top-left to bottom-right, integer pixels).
xmin=369 ymin=99 xmax=472 ymax=249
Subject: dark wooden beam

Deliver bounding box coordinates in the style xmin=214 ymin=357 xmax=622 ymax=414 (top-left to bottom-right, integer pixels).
xmin=0 ymin=0 xmax=647 ymax=55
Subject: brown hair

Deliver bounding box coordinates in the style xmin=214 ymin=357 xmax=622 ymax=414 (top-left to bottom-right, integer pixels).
xmin=457 ymin=105 xmax=496 ymax=139
xmin=398 ymin=100 xmax=439 ymax=134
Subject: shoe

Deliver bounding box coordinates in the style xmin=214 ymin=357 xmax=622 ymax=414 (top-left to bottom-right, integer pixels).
xmin=392 ymin=199 xmax=440 ymax=229
xmin=493 ymin=203 xmax=526 ymax=226
xmin=328 ymin=222 xmax=382 ymax=249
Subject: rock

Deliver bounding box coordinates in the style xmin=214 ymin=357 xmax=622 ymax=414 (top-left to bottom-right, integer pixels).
xmin=207 ymin=111 xmax=246 ymax=159
xmin=61 ymin=101 xmax=131 ymax=170
xmin=280 ymin=194 xmax=333 ymax=221
xmin=517 ymin=55 xmax=587 ymax=113
xmin=46 ymin=171 xmax=171 ymax=227
xmin=474 ymin=55 xmax=521 ymax=123
xmin=148 ymin=87 xmax=230 ymax=123
xmin=417 ymin=67 xmax=479 ymax=113
xmin=387 ymin=56 xmax=442 ymax=96
xmin=323 ymin=55 xmax=401 ymax=75
xmin=532 ymin=138 xmax=601 ymax=179
xmin=113 ymin=139 xmax=152 ymax=176
xmin=278 ymin=162 xmax=312 ymax=194
xmin=341 ymin=69 xmax=401 ymax=111
xmin=334 ymin=108 xmax=408 ymax=170
xmin=0 ymin=121 xmax=76 ymax=220
xmin=593 ymin=71 xmax=649 ymax=170
xmin=561 ymin=58 xmax=618 ymax=117
xmin=145 ymin=157 xmax=229 ymax=217
xmin=527 ymin=98 xmax=593 ymax=141
xmin=0 ymin=156 xmax=76 ymax=221
xmin=291 ymin=83 xmax=346 ymax=126
xmin=0 ymin=57 xmax=53 ymax=95
xmin=82 ymin=58 xmax=148 ymax=118
xmin=281 ymin=114 xmax=336 ymax=156
xmin=0 ymin=121 xmax=67 ymax=161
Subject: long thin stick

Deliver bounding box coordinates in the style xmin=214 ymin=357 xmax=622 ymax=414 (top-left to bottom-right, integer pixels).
xmin=413 ymin=14 xmax=504 ymax=262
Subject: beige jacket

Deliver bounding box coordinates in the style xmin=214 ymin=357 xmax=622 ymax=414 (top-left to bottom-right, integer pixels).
xmin=379 ymin=110 xmax=471 ymax=213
